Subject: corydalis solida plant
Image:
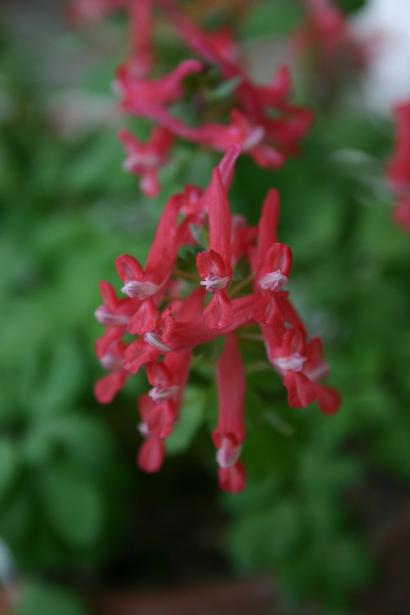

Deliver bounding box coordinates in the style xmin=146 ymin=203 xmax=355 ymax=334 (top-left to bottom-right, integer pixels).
xmin=94 ymin=149 xmax=340 ymax=493
xmin=74 ymin=0 xmax=341 ymax=492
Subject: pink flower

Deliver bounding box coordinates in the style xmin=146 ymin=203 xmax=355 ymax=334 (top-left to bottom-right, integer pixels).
xmin=111 ymin=0 xmax=310 ymax=176
xmin=70 ymin=0 xmax=154 ymax=77
xmin=128 ymin=0 xmax=154 ymax=78
xmin=86 ymin=1 xmax=340 ymax=492
xmin=115 ymin=59 xmax=203 ymax=112
xmin=94 ymin=150 xmax=340 ymax=491
xmin=118 ymin=127 xmax=173 ymax=197
xmin=386 ymin=101 xmax=410 ymax=232
xmin=213 ymin=333 xmax=246 ymax=493
xmin=295 ymin=0 xmax=366 ymax=81
xmin=136 ymin=350 xmax=191 ymax=462
xmin=196 ymin=167 xmax=233 ymax=329
xmin=94 ymin=337 xmax=129 ymax=404
xmin=115 ymin=194 xmax=182 ymax=302
xmin=73 ymin=0 xmax=313 ymax=194
xmin=94 ymin=280 xmax=137 ymax=328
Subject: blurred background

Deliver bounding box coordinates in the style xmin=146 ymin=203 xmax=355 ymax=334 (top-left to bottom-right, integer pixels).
xmin=1 ymin=0 xmax=410 ymax=613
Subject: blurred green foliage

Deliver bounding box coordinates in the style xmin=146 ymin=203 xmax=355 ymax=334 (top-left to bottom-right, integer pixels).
xmin=1 ymin=1 xmax=410 ymax=614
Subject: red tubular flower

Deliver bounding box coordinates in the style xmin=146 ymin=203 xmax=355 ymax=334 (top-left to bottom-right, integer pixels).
xmin=118 ymin=127 xmax=173 ymax=197
xmin=294 ymin=0 xmax=366 ymax=91
xmin=115 ymin=58 xmax=203 ymax=112
xmin=213 ymin=333 xmax=246 ymax=493
xmin=386 ymin=102 xmax=410 ymax=232
xmin=94 ymin=338 xmax=129 ymax=404
xmin=138 ymin=436 xmax=165 ymax=473
xmin=115 ymin=194 xmax=182 ymax=301
xmin=94 ymin=280 xmax=137 ymax=328
xmin=94 ymin=150 xmax=340 ymax=488
xmin=128 ymin=0 xmax=154 ymax=78
xmin=196 ymin=168 xmax=233 ymax=329
xmin=136 ymin=350 xmax=192 ymax=472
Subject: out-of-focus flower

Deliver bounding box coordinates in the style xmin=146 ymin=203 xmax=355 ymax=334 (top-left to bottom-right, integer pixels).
xmin=72 ymin=0 xmax=312 ymax=194
xmin=70 ymin=0 xmax=154 ymax=77
xmin=352 ymin=0 xmax=410 ymax=113
xmin=118 ymin=127 xmax=173 ymax=197
xmin=386 ymin=101 xmax=410 ymax=232
xmin=295 ymin=0 xmax=366 ymax=102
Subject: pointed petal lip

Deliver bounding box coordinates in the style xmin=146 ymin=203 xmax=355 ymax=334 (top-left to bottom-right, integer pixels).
xmin=144 ymin=194 xmax=182 ymax=282
xmin=284 ymin=371 xmax=317 ymax=409
xmin=256 ymin=243 xmax=293 ymax=293
xmin=99 ymin=280 xmax=119 ymax=309
xmin=255 ymin=189 xmax=280 ymax=273
xmin=116 ymin=254 xmax=143 ymax=283
xmin=94 ymin=371 xmax=127 ymax=405
xmin=204 ymin=167 xmax=233 ymax=276
xmin=127 ymin=299 xmax=159 ymax=335
xmin=314 ymin=384 xmax=341 ymax=415
xmin=116 ymin=196 xmax=182 ymax=296
xmin=137 ymin=437 xmax=165 ymax=474
xmin=123 ymin=339 xmax=161 ymax=373
xmin=218 ymin=462 xmax=246 ymax=493
xmin=217 ymin=145 xmax=241 ymax=189
xmin=204 ymin=290 xmax=233 ymax=330
xmin=117 ymin=58 xmax=203 ymax=107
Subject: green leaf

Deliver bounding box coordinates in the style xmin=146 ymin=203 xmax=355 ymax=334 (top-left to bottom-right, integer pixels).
xmin=23 ymin=415 xmax=115 ymax=475
xmin=239 ymin=0 xmax=303 ymax=38
xmin=14 ymin=582 xmax=87 ymax=615
xmin=40 ymin=462 xmax=105 ymax=548
xmin=206 ymin=77 xmax=241 ymax=103
xmin=30 ymin=341 xmax=86 ymax=417
xmin=166 ymin=387 xmax=205 ymax=455
xmin=0 ymin=439 xmax=19 ymax=501
xmin=0 ymin=488 xmax=33 ymax=544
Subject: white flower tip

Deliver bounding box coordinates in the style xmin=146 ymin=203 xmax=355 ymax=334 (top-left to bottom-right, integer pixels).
xmin=216 ymin=440 xmax=242 ymax=469
xmin=273 ymin=352 xmax=306 ymax=373
xmin=149 ymin=385 xmax=179 ymax=402
xmin=138 ymin=422 xmax=151 ymax=438
xmin=144 ymin=333 xmax=171 ymax=353
xmin=121 ymin=280 xmax=159 ymax=299
xmin=258 ymin=270 xmax=288 ymax=292
xmin=200 ymin=276 xmax=230 ymax=292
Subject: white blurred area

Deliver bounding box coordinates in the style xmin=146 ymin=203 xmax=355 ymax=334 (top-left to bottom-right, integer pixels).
xmin=353 ymin=0 xmax=410 ymax=113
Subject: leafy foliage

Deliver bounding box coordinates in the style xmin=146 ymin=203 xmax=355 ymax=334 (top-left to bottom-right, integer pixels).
xmin=1 ymin=1 xmax=410 ymax=613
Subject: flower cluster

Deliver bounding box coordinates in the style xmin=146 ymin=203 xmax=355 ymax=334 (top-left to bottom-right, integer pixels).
xmin=94 ymin=147 xmax=340 ymax=492
xmin=75 ymin=0 xmax=341 ymax=492
xmin=295 ymin=0 xmax=366 ymax=96
xmin=386 ymin=101 xmax=410 ymax=232
xmin=72 ymin=0 xmax=312 ymax=197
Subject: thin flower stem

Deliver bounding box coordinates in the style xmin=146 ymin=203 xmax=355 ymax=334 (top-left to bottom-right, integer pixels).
xmin=173 ymin=268 xmax=198 ymax=281
xmin=230 ymin=273 xmax=254 ymax=297
xmin=238 ymin=333 xmax=264 ymax=342
xmin=245 ymin=362 xmax=272 ymax=374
